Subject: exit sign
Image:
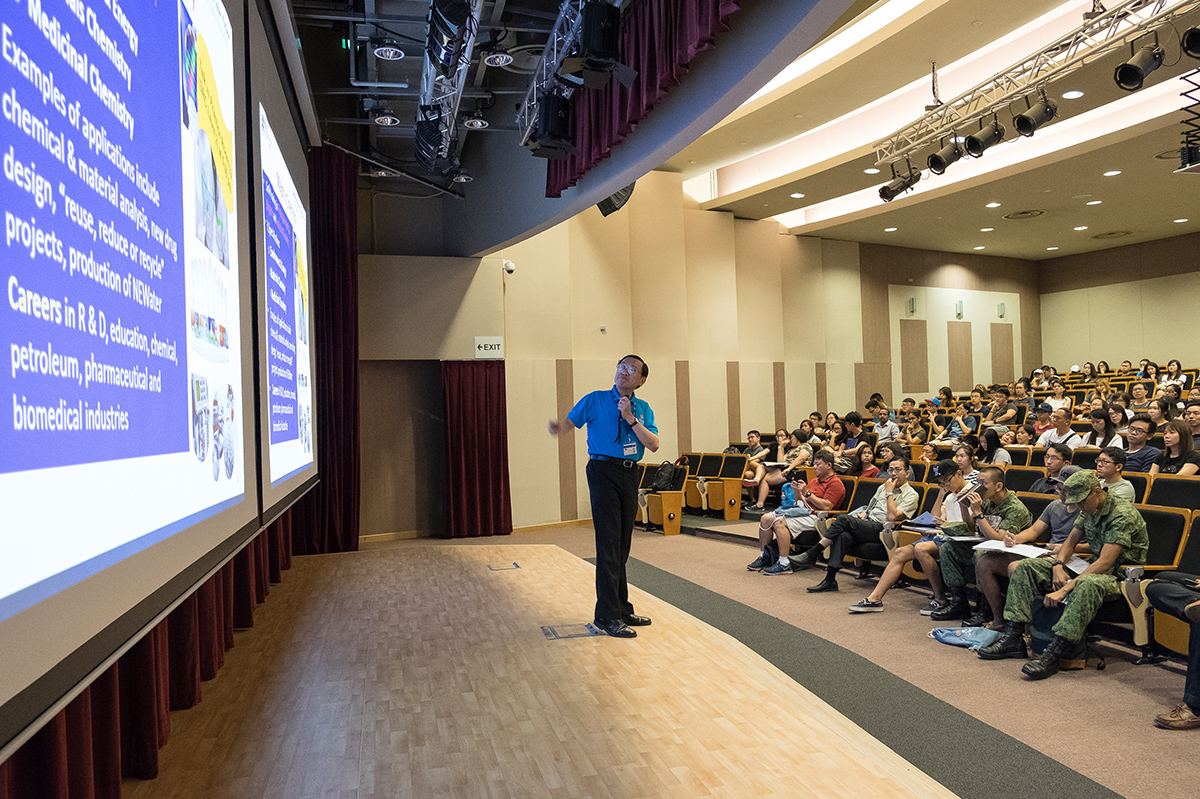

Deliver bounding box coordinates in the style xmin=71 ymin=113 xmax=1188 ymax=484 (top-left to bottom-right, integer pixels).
xmin=474 ymin=336 xmax=504 ymax=359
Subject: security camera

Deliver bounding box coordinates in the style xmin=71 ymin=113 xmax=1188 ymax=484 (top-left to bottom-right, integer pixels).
xmin=502 ymin=260 xmax=515 ymax=274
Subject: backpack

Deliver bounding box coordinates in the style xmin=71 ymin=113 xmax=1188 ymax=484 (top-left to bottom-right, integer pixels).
xmin=649 ymin=456 xmax=688 ymax=492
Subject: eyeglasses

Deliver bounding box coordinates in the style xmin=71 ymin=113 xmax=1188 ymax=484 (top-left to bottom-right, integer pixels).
xmin=616 ymin=363 xmax=638 ymax=375
xmin=1128 ymin=427 xmax=1149 ymax=436
xmin=1095 ymin=458 xmax=1114 ymax=466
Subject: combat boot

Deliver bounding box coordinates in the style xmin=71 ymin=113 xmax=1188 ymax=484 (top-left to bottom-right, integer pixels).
xmin=1022 ymin=634 xmax=1073 ymax=680
xmin=931 ymin=587 xmax=970 ymax=621
xmin=978 ymin=621 xmax=1028 ymax=660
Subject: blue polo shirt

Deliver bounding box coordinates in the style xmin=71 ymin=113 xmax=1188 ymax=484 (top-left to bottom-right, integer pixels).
xmin=568 ymin=386 xmax=658 ymax=460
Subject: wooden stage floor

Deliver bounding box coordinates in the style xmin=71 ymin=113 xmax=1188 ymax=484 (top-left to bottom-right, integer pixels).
xmin=124 ymin=544 xmax=957 ymax=798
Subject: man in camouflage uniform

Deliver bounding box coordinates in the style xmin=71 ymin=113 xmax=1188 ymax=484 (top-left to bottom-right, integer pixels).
xmin=979 ymin=470 xmax=1148 ymax=679
xmin=931 ymin=466 xmax=1032 ymax=623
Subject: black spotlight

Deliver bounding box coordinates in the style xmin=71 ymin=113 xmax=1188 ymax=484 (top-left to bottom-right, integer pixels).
xmin=528 ymin=93 xmax=576 ymax=159
xmin=1114 ymin=44 xmax=1164 ymax=91
xmin=879 ymin=170 xmax=920 ymax=202
xmin=928 ymin=141 xmax=962 ymax=175
xmin=1181 ymin=27 xmax=1200 ymax=59
xmin=965 ymin=120 xmax=1005 ymax=157
xmin=1014 ymin=97 xmax=1057 ymax=137
xmin=597 ymin=182 xmax=636 ymax=216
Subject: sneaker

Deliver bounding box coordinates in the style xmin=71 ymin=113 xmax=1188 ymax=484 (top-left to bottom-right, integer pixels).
xmin=920 ymin=599 xmax=948 ymax=617
xmin=762 ymin=560 xmax=793 ymax=576
xmin=814 ymin=511 xmax=829 ymax=536
xmin=849 ymin=598 xmax=884 ymax=613
xmin=1155 ymin=703 xmax=1200 ymax=730
xmin=747 ymin=554 xmax=768 ymax=571
xmin=742 ymin=478 xmax=760 ymax=487
xmin=745 ymin=504 xmax=765 ymax=512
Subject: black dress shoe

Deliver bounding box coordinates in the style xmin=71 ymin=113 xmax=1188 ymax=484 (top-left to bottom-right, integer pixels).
xmin=622 ymin=614 xmax=652 ymax=626
xmin=807 ymin=578 xmax=838 ymax=593
xmin=593 ymin=618 xmax=637 ymax=638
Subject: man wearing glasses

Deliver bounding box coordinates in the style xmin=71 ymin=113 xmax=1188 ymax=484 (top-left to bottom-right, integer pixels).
xmin=1028 ymin=443 xmax=1078 ymax=495
xmin=550 ymin=356 xmax=660 ymax=638
xmin=1094 ymin=447 xmax=1135 ymax=502
xmin=1123 ymin=413 xmax=1160 ymax=473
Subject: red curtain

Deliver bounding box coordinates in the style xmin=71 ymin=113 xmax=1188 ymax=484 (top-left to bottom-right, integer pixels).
xmin=441 ymin=360 xmax=514 ymax=538
xmin=546 ymin=0 xmax=741 ymax=197
xmin=287 ymin=146 xmax=360 ymax=556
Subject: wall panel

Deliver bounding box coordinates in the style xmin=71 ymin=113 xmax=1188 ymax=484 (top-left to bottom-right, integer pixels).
xmin=948 ymin=321 xmax=974 ymax=392
xmin=900 ymin=319 xmax=929 ymax=395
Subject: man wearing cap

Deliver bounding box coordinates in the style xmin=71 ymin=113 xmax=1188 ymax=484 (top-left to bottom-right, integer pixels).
xmin=1037 ymin=407 xmax=1084 ymax=448
xmin=931 ymin=466 xmax=1032 ymax=623
xmin=550 ymin=355 xmax=660 ymax=638
xmin=1031 ymin=402 xmax=1054 ymax=436
xmin=979 ymin=471 xmax=1148 ymax=679
xmin=1029 ymin=443 xmax=1079 ymax=495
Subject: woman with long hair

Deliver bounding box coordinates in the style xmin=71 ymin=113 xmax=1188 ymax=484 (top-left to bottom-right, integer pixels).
xmin=1108 ymin=403 xmax=1129 ymax=435
xmin=847 ymin=442 xmax=879 ymax=478
xmin=1144 ymin=361 xmax=1161 ymax=386
xmin=1014 ymin=424 xmax=1037 ymax=445
xmin=976 ymin=427 xmax=1012 ymax=465
xmin=1097 ymin=360 xmax=1110 ymax=374
xmin=1085 ymin=377 xmax=1111 ymax=405
xmin=827 ymin=419 xmax=848 ymax=456
xmin=1083 ymin=407 xmax=1123 ymax=449
xmin=937 ymin=386 xmax=955 ymax=409
xmin=1080 ymin=362 xmax=1097 ymax=382
xmin=1148 ymin=398 xmax=1174 ymax=425
xmin=1162 ymin=359 xmax=1192 ymax=392
xmin=1149 ymin=420 xmax=1200 ymax=476
xmin=1046 ymin=379 xmax=1073 ymax=414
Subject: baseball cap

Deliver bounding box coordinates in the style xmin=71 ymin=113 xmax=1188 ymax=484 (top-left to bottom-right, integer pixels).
xmin=1062 ymin=470 xmax=1099 ymax=504
xmin=1047 ymin=464 xmax=1081 ymax=485
xmin=1036 ymin=402 xmax=1052 ymax=414
xmin=931 ymin=459 xmax=959 ymax=480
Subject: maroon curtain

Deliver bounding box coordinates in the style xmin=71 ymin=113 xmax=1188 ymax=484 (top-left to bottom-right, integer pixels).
xmin=287 ymin=146 xmax=360 ymax=555
xmin=546 ymin=0 xmax=741 ymax=197
xmin=441 ymin=361 xmax=513 ymax=538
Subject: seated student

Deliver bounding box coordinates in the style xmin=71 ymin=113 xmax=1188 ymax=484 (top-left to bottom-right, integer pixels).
xmin=1080 ymin=407 xmax=1124 ymax=449
xmin=872 ymin=406 xmax=900 ymax=446
xmin=1029 ymin=443 xmax=1079 ymax=494
xmin=1084 ymin=377 xmax=1112 ymax=406
xmin=842 ymin=411 xmax=865 ymax=450
xmin=791 ymin=456 xmax=919 ymax=593
xmin=898 ymin=409 xmax=928 ymax=446
xmin=1079 ymin=362 xmax=1098 ymax=383
xmin=933 ymin=403 xmax=978 ymax=444
xmin=976 ymin=428 xmax=1012 ymax=466
xmin=1036 ymin=407 xmax=1083 ymax=448
xmin=974 ymin=482 xmax=1081 ymax=629
xmin=1012 ymin=378 xmax=1034 ymax=414
xmin=1128 ymin=380 xmax=1152 ymax=412
xmin=919 ymin=443 xmax=939 ymax=463
xmin=898 ymin=397 xmax=918 ymax=416
xmin=1185 ymin=401 xmax=1200 ymax=449
xmin=1031 ymin=368 xmax=1049 ymax=390
xmin=1149 ymin=420 xmax=1200 ymax=476
xmin=1109 ymin=403 xmax=1130 ymax=435
xmin=846 ymin=459 xmax=979 ymax=614
xmin=1031 ymin=403 xmax=1054 ymax=436
xmin=1145 ymin=572 xmax=1200 ymax=729
xmin=1149 ymin=397 xmax=1175 ymax=426
xmin=931 ymin=467 xmax=1032 ymax=622
xmin=1097 ymin=360 xmax=1111 ymax=375
xmin=936 ymin=386 xmax=956 ymax=410
xmin=1045 ymin=379 xmax=1074 ymax=415
xmin=1095 ymin=447 xmax=1135 ymax=502
xmin=1115 ymin=360 xmax=1133 ymax=377
xmin=824 ymin=419 xmax=848 ymax=458
xmin=1189 ymin=387 xmax=1200 ymax=403
xmin=979 ymin=471 xmax=1148 ymax=680
xmin=740 ymin=429 xmax=770 ymax=486
xmin=1144 ymin=361 xmax=1163 ymax=390
xmin=747 ymin=429 xmax=812 ymax=511
xmin=964 ymin=388 xmax=987 ymax=416
xmin=1163 ymin=383 xmax=1187 ymax=414
xmin=847 ymin=442 xmax=879 ymax=478
xmin=1162 ymin=359 xmax=1192 ymax=393
xmin=748 ymin=451 xmax=846 ymax=575
xmin=1124 ymin=413 xmax=1161 ymax=473
xmin=1013 ymin=424 xmax=1038 ymax=446
xmin=982 ymin=386 xmax=1018 ymax=426
xmin=1074 ymin=396 xmax=1107 ymax=423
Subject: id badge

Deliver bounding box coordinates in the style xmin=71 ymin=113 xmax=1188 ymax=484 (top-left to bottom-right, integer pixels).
xmin=623 ymin=440 xmax=638 ymax=457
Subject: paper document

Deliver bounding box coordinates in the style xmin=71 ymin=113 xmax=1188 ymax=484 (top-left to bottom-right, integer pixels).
xmin=943 ymin=535 xmax=985 ymax=543
xmin=973 ymin=540 xmax=1051 ymax=559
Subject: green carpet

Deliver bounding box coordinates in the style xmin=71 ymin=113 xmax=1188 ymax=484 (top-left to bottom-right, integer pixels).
xmin=615 ymin=557 xmax=1122 ymax=799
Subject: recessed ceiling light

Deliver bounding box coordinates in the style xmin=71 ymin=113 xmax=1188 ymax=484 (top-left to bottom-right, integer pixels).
xmin=1062 ymin=90 xmax=1084 ymax=99
xmin=1047 ymin=247 xmax=1059 ymax=251
xmin=373 ymin=42 xmax=405 ymax=61
xmin=980 ymin=227 xmax=994 ymax=232
xmin=986 ymin=202 xmax=1001 ymax=208
xmin=790 ymin=192 xmax=805 ymax=199
xmin=864 ymin=167 xmax=881 ymax=175
xmin=1103 ymin=170 xmax=1122 ymax=177
xmin=1175 ymin=218 xmax=1189 ymax=223
xmin=884 ymin=227 xmax=897 ymax=232
xmin=1086 ymin=200 xmax=1102 ymax=205
xmin=973 ymin=246 xmax=985 ymax=250
xmin=1074 ymin=226 xmax=1089 ymax=231
xmin=794 ymin=114 xmax=804 ymax=119
xmin=762 ymin=203 xmax=769 ymax=207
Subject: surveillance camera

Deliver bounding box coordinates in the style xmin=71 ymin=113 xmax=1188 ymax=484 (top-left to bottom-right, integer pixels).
xmin=502 ymin=260 xmax=515 ymax=274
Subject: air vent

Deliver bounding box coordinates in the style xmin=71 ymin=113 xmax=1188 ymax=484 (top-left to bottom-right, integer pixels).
xmin=1092 ymin=231 xmax=1132 ymax=239
xmin=1154 ymin=149 xmax=1179 ymax=161
xmin=1001 ymin=209 xmax=1045 ymax=220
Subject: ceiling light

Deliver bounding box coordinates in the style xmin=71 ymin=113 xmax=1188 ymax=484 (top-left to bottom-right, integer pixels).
xmin=980 ymin=227 xmax=993 ymax=232
xmin=1184 ymin=27 xmax=1200 ymax=58
xmin=373 ymin=109 xmax=401 ymax=127
xmin=1074 ymin=226 xmax=1089 ymax=231
xmin=373 ymin=41 xmax=405 ymax=61
xmin=973 ymin=246 xmax=985 ymax=250
xmin=462 ymin=111 xmax=488 ymax=129
xmin=790 ymin=192 xmax=805 ymax=199
xmin=1047 ymin=246 xmax=1059 ymax=251
xmin=879 ymin=170 xmax=920 ymax=202
xmin=884 ymin=227 xmax=897 ymax=232
xmin=864 ymin=167 xmax=881 ymax=175
xmin=1086 ymin=200 xmax=1102 ymax=205
xmin=1061 ymin=90 xmax=1084 ymax=99
xmin=1175 ymin=218 xmax=1189 ymax=223
xmin=1014 ymin=97 xmax=1057 ymax=137
xmin=483 ymin=49 xmax=514 ymax=67
xmin=1114 ymin=44 xmax=1164 ymax=91
xmin=1103 ymin=170 xmax=1122 ymax=177
xmin=451 ymin=171 xmax=473 ymax=183
xmin=965 ymin=120 xmax=1005 ymax=157
xmin=928 ymin=141 xmax=963 ymax=175
xmin=985 ymin=202 xmax=1001 ymax=208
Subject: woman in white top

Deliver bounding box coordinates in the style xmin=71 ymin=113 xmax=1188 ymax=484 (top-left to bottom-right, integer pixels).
xmin=1045 ymin=379 xmax=1073 ymax=414
xmin=1081 ymin=407 xmax=1124 ymax=449
xmin=1161 ymin=359 xmax=1192 ymax=392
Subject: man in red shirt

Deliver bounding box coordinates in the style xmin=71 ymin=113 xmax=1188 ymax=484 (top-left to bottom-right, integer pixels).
xmin=749 ymin=450 xmax=846 ymax=574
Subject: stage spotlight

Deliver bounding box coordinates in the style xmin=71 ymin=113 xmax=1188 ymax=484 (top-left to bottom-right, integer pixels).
xmin=1114 ymin=44 xmax=1164 ymax=91
xmin=965 ymin=120 xmax=1005 ymax=157
xmin=1014 ymin=97 xmax=1057 ymax=137
xmin=1182 ymin=27 xmax=1200 ymax=59
xmin=879 ymin=170 xmax=920 ymax=202
xmin=928 ymin=141 xmax=962 ymax=175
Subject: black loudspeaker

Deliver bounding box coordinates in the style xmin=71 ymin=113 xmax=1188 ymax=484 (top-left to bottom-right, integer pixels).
xmin=597 ymin=182 xmax=635 ymax=217
xmin=579 ymin=1 xmax=620 ymax=61
xmin=529 ymin=93 xmax=575 ymax=159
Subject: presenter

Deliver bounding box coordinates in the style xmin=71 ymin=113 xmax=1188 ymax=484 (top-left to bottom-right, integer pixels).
xmin=550 ymin=355 xmax=660 ymax=638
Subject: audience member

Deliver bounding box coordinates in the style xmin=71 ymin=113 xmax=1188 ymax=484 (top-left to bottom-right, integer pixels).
xmin=1013 ymin=378 xmax=1034 ymax=413
xmin=1081 ymin=408 xmax=1124 ymax=449
xmin=740 ymin=429 xmax=769 ymax=486
xmin=1148 ymin=398 xmax=1175 ymax=425
xmin=1144 ymin=361 xmax=1162 ymax=389
xmin=1137 ymin=359 xmax=1150 ymax=377
xmin=899 ymin=409 xmax=928 ymax=446
xmin=933 ymin=403 xmax=978 ymax=443
xmin=1116 ymin=360 xmax=1134 ymax=377
xmin=1032 ymin=403 xmax=1054 ymax=435
xmin=1129 ymin=380 xmax=1152 ymax=411
xmin=1031 ymin=368 xmax=1049 ymax=390
xmin=1046 ymin=379 xmax=1074 ymax=414
xmin=793 ymin=456 xmax=919 ymax=593
xmin=1084 ymin=377 xmax=1112 ymax=405
xmin=1037 ymin=408 xmax=1083 ymax=448
xmin=1145 ymin=572 xmax=1200 ymax=730
xmin=847 ymin=442 xmax=879 ymax=478
xmin=1149 ymin=420 xmax=1200 ymax=476
xmin=749 ymin=451 xmax=846 ymax=575
xmin=747 ymin=429 xmax=813 ymax=511
xmin=872 ymin=406 xmax=900 ymax=446
xmin=1163 ymin=359 xmax=1192 ymax=392
xmin=965 ymin=389 xmax=987 ymax=415
xmin=1163 ymin=383 xmax=1186 ymax=413
xmin=1109 ymin=404 xmax=1129 ymax=435
xmin=825 ymin=419 xmax=848 ymax=457
xmin=983 ymin=386 xmax=1018 ymax=426
xmin=843 ymin=412 xmax=865 ymax=450
xmin=1185 ymin=401 xmax=1200 ymax=448
xmin=932 ymin=467 xmax=1032 ymax=623
xmin=1080 ymin=362 xmax=1098 ymax=382
xmin=1015 ymin=424 xmax=1037 ymax=445
xmin=1097 ymin=360 xmax=1111 ymax=374
xmin=978 ymin=471 xmax=1147 ymax=680
xmin=919 ymin=443 xmax=939 ymax=463
xmin=937 ymin=386 xmax=956 ymax=409
xmin=953 ymin=442 xmax=981 ymax=483
xmin=1123 ymin=414 xmax=1161 ymax=473
xmin=1095 ymin=447 xmax=1135 ymax=502
xmin=977 ymin=428 xmax=1012 ymax=465
xmin=1029 ymin=443 xmax=1078 ymax=494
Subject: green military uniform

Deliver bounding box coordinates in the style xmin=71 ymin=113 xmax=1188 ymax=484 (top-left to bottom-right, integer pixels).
xmin=940 ymin=491 xmax=1032 ymax=588
xmin=1002 ymin=492 xmax=1148 ymax=642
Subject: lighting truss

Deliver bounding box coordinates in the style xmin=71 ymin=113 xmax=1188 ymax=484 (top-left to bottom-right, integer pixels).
xmin=418 ymin=0 xmax=485 ymax=164
xmin=516 ymin=0 xmax=589 ymax=147
xmin=873 ymin=0 xmax=1200 ymax=167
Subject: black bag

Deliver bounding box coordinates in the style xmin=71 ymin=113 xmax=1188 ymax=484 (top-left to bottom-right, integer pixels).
xmin=649 ymin=456 xmax=687 ymax=492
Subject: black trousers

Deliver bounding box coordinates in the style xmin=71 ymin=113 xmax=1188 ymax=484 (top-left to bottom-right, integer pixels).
xmin=826 ymin=515 xmax=884 ymax=571
xmin=1145 ymin=571 xmax=1200 ymax=711
xmin=586 ymin=458 xmax=639 ymax=621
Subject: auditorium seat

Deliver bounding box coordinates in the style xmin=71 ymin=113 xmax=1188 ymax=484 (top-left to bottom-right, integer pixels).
xmin=1145 ymin=475 xmax=1200 ymax=512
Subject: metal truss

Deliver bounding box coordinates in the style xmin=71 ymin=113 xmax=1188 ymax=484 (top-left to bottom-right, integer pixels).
xmin=516 ymin=0 xmax=587 ymax=146
xmin=873 ymin=0 xmax=1200 ymax=166
xmin=419 ymin=0 xmax=486 ymax=160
